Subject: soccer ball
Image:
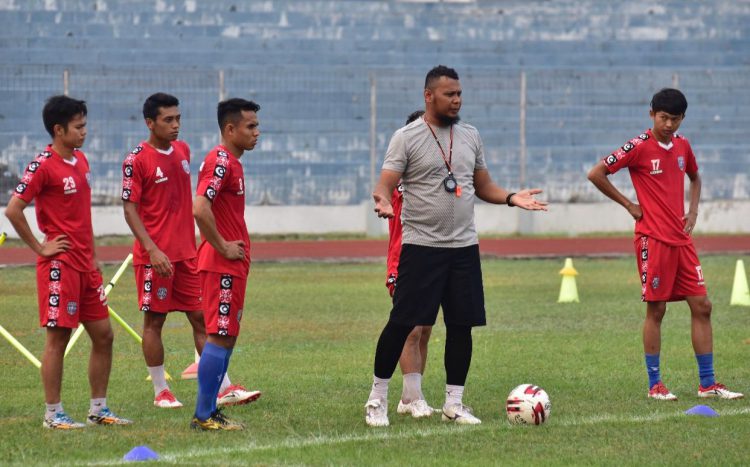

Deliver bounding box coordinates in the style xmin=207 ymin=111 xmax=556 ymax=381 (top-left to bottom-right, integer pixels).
xmin=505 ymin=384 xmax=551 ymax=426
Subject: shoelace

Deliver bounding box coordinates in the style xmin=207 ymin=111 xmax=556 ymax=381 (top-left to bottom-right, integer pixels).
xmin=57 ymin=413 xmax=76 ymax=423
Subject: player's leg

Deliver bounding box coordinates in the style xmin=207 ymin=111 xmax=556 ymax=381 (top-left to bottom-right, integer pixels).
xmin=676 ymin=244 xmax=741 ymax=399
xmin=37 ymin=261 xmax=84 ymax=429
xmin=418 ymin=325 xmax=432 ymax=374
xmin=439 ymin=245 xmax=484 ymax=425
xmin=643 ymin=300 xmax=676 ymax=400
xmin=136 ymin=263 xmax=182 ymax=407
xmin=686 ymin=294 xmax=743 ymax=399
xmin=81 ymin=270 xmax=132 ymax=425
xmin=192 ymin=272 xmax=245 ymax=430
xmin=41 ymin=327 xmax=82 ymax=429
xmin=397 ymin=326 xmax=435 ymax=418
xmin=366 ymin=245 xmax=446 ymax=427
xmin=174 ymin=260 xmax=207 ymax=356
xmin=637 ymin=236 xmax=677 ymax=400
xmin=399 ymin=326 xmax=422 ymax=400
xmin=185 ymin=310 xmax=207 ymax=355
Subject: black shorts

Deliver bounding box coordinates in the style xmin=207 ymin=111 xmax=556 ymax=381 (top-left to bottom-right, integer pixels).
xmin=390 ymin=244 xmax=486 ymax=327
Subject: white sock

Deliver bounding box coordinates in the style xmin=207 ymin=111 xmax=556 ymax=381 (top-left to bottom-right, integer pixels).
xmin=445 ymin=384 xmax=464 ymax=407
xmin=219 ymin=374 xmax=232 ymax=393
xmin=368 ymin=376 xmax=390 ymax=402
xmin=401 ymin=373 xmax=423 ymax=403
xmin=147 ymin=365 xmax=169 ymax=395
xmin=90 ymin=397 xmax=107 ymax=414
xmin=45 ymin=402 xmax=63 ymax=420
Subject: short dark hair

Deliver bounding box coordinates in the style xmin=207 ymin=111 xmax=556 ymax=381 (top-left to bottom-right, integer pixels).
xmin=42 ymin=95 xmax=87 ymax=137
xmin=651 ymin=88 xmax=688 ymax=116
xmin=406 ymin=110 xmax=424 ymax=125
xmin=143 ymin=92 xmax=179 ymax=120
xmin=425 ymin=65 xmax=459 ymax=89
xmin=217 ymin=98 xmax=261 ymax=130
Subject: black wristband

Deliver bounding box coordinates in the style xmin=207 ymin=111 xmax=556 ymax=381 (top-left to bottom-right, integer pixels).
xmin=506 ymin=192 xmax=517 ymax=207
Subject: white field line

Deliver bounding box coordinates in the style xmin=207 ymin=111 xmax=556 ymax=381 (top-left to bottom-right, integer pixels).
xmin=87 ymin=406 xmax=750 ymax=465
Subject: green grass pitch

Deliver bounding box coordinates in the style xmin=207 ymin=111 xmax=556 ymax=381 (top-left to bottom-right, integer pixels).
xmin=0 ymin=256 xmax=748 ymax=465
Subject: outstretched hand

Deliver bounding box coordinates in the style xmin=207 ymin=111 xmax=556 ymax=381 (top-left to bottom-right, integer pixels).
xmin=373 ymin=192 xmax=394 ymax=219
xmin=511 ymin=189 xmax=549 ymax=211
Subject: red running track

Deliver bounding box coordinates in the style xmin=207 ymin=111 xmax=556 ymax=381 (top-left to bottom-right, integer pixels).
xmin=2 ymin=235 xmax=750 ymax=266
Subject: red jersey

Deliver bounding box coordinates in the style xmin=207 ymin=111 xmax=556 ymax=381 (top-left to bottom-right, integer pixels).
xmin=13 ymin=145 xmax=95 ymax=272
xmin=195 ymin=145 xmax=250 ymax=278
xmin=603 ymin=129 xmax=698 ymax=246
xmin=385 ymin=184 xmax=404 ymax=292
xmin=121 ymin=141 xmax=196 ymax=266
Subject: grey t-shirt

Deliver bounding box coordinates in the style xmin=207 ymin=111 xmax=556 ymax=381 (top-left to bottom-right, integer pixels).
xmin=382 ymin=118 xmax=487 ymax=248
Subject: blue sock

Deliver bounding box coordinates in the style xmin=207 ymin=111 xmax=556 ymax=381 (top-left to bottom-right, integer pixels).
xmin=195 ymin=343 xmax=228 ymax=421
xmin=212 ymin=348 xmax=234 ymax=414
xmin=695 ymin=353 xmax=715 ymax=388
xmin=645 ymin=353 xmax=660 ymax=388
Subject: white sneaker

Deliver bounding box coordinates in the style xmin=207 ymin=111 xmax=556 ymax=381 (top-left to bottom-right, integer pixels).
xmin=397 ymin=399 xmax=435 ymax=418
xmin=698 ymin=383 xmax=744 ymax=400
xmin=154 ymin=388 xmax=183 ymax=408
xmin=365 ymin=399 xmax=389 ymax=427
xmin=442 ymin=403 xmax=481 ymax=425
xmin=216 ymin=385 xmax=262 ymax=407
xmin=648 ymin=381 xmax=678 ymax=401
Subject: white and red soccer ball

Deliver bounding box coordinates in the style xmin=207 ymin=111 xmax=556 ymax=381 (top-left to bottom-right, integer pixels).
xmin=506 ymin=384 xmax=551 ymax=426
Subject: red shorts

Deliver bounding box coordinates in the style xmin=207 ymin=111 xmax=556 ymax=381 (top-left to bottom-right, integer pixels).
xmin=200 ymin=271 xmax=247 ymax=337
xmin=36 ymin=260 xmax=108 ymax=328
xmin=134 ymin=258 xmax=202 ymax=313
xmin=635 ymin=236 xmax=707 ymax=302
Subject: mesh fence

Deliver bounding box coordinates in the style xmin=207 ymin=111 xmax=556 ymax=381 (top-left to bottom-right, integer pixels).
xmin=1 ymin=65 xmax=748 ymax=205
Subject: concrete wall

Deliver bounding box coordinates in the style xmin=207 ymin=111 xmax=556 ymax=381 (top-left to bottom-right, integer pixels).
xmin=4 ymin=201 xmax=750 ymax=239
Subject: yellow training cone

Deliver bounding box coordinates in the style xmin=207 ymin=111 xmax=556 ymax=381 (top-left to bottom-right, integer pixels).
xmin=558 ymin=257 xmax=579 ymax=303
xmin=730 ymin=259 xmax=750 ymax=306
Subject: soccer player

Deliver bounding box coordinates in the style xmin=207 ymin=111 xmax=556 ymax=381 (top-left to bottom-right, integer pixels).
xmin=366 ymin=66 xmax=547 ymax=427
xmin=5 ymin=95 xmax=132 ymax=429
xmin=122 ymin=92 xmax=260 ymax=409
xmin=190 ymin=98 xmax=260 ymax=431
xmin=587 ymin=88 xmax=743 ymax=401
xmin=387 ymin=109 xmax=436 ymax=418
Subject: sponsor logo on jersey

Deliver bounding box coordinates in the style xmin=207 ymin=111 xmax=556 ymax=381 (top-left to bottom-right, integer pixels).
xmin=650 ymin=159 xmax=662 ymax=175
xmin=214 ymin=166 xmax=226 ymax=178
xmin=49 ymin=294 xmax=60 ymax=307
xmin=641 ymin=272 xmax=647 ymax=284
xmin=205 ymin=187 xmax=216 ymax=200
xmin=27 ymin=161 xmax=40 ymax=173
xmin=124 ymin=165 xmax=133 ymax=177
xmin=639 ymin=133 xmax=650 ymax=141
xmin=66 ymin=301 xmax=78 ymax=315
xmin=122 ymin=188 xmax=131 ymax=200
xmin=15 ymin=183 xmax=27 ymax=194
xmin=219 ymin=304 xmax=230 ymax=315
xmin=605 ymin=154 xmax=617 ymax=166
xmin=622 ymin=142 xmax=635 ymax=153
